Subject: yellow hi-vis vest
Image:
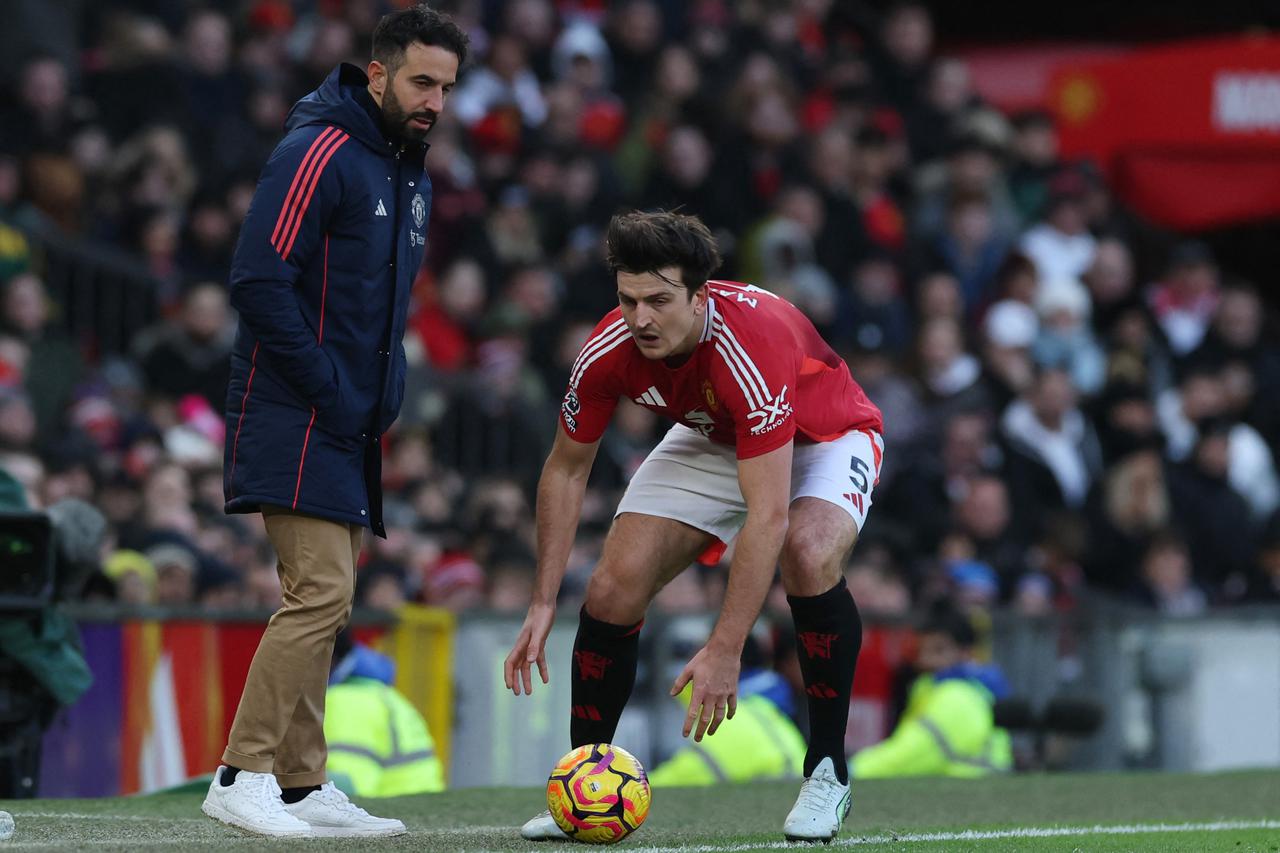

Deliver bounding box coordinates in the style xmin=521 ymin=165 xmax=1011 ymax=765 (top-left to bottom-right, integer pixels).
xmin=648 ymin=694 xmax=806 ymax=786
xmin=323 ymin=677 xmax=445 ymax=797
xmin=850 ymin=674 xmax=1012 ymax=779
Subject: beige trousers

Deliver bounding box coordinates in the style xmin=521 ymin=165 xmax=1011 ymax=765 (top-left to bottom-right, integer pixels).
xmin=222 ymin=506 xmax=363 ymax=787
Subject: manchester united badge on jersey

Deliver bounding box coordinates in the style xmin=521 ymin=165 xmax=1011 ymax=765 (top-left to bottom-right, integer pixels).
xmin=702 ymin=379 xmax=718 ymax=412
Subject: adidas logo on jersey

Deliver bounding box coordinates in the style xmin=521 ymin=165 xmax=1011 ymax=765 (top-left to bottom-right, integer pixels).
xmin=634 ymin=386 xmax=667 ymax=407
xmin=375 ymin=199 xmax=388 ymax=216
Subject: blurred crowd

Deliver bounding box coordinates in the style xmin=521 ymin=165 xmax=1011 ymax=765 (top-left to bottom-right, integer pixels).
xmin=1 ymin=0 xmax=1278 ymax=628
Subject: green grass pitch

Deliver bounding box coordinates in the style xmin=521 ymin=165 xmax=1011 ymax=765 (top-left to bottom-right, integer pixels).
xmin=4 ymin=770 xmax=1278 ymax=851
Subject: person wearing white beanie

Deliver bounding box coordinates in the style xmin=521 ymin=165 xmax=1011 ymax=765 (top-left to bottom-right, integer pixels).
xmin=1031 ymin=278 xmax=1106 ymax=396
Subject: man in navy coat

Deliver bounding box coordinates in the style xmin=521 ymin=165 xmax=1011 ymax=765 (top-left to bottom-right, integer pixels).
xmin=202 ymin=6 xmax=466 ymax=838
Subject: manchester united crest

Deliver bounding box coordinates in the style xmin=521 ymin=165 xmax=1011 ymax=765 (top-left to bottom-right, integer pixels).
xmin=702 ymin=380 xmax=717 ymax=412
xmin=411 ymin=193 xmax=426 ymax=228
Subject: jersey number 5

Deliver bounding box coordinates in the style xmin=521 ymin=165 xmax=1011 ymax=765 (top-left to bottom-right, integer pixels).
xmin=849 ymin=456 xmax=870 ymax=494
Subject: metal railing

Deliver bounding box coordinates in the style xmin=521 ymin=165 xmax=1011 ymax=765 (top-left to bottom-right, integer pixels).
xmin=23 ymin=222 xmax=162 ymax=359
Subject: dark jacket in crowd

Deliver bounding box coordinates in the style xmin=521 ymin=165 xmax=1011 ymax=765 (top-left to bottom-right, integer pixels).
xmin=223 ymin=64 xmax=430 ymax=536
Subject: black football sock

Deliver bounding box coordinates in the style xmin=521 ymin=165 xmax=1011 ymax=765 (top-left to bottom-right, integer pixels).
xmin=788 ymin=576 xmax=863 ymax=785
xmin=280 ymin=784 xmax=322 ymax=804
xmin=220 ymin=766 xmax=241 ymax=786
xmin=569 ymin=605 xmax=643 ymax=747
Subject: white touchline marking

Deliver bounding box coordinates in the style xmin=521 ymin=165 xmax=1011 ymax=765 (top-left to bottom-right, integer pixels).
xmin=9 ymin=813 xmax=206 ymax=824
xmin=10 ymin=817 xmax=1280 ymax=850
xmin=1 ymin=841 xmax=218 ymax=849
xmin=619 ymin=819 xmax=1280 ymax=852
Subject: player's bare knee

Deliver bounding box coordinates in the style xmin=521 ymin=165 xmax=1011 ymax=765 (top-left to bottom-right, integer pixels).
xmin=584 ymin=569 xmax=648 ymax=624
xmin=781 ymin=532 xmax=844 ymax=597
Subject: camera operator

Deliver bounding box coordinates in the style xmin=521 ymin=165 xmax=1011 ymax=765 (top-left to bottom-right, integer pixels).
xmin=0 ymin=485 xmax=106 ymax=798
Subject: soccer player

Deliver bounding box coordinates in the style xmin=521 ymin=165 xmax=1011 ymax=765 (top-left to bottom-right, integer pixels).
xmin=201 ymin=6 xmax=466 ymax=838
xmin=505 ymin=211 xmax=884 ymax=842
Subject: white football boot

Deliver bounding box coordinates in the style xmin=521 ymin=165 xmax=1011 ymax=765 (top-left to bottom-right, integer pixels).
xmin=201 ymin=766 xmax=311 ymax=838
xmin=284 ymin=782 xmax=406 ymax=837
xmin=782 ymin=757 xmax=851 ymax=842
xmin=520 ymin=809 xmax=569 ymax=841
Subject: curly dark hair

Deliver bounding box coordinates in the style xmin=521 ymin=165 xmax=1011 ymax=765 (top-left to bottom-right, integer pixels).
xmin=605 ymin=210 xmax=722 ymax=299
xmin=372 ymin=4 xmax=469 ymax=75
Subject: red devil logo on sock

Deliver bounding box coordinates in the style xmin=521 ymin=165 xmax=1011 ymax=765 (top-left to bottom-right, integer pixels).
xmin=574 ymin=650 xmax=613 ymax=680
xmin=799 ymin=631 xmax=838 ymax=659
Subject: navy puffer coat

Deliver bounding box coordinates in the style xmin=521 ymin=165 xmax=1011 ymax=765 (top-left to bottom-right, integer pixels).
xmin=223 ymin=64 xmax=429 ymax=537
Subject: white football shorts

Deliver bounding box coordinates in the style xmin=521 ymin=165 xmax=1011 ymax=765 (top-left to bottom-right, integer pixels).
xmin=614 ymin=424 xmax=884 ymax=543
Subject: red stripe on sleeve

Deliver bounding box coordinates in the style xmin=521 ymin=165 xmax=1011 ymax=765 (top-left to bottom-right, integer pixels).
xmin=270 ymin=126 xmax=338 ymax=250
xmin=278 ymin=131 xmax=348 ymax=259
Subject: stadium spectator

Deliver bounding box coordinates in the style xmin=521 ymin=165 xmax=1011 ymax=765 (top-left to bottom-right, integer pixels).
xmin=146 ymin=542 xmax=199 ymax=606
xmin=914 ymin=316 xmax=988 ymax=437
xmin=850 ymin=603 xmax=1011 ymax=778
xmin=914 ymin=133 xmax=1018 ymax=255
xmin=1 ymin=54 xmax=80 ymax=157
xmin=833 ymin=252 xmax=911 ymax=357
xmin=1006 ymin=110 xmax=1060 ymax=222
xmin=1083 ymin=237 xmax=1137 ymax=337
xmin=884 ymin=410 xmax=998 ymax=554
xmin=1164 ymin=421 xmax=1258 ymax=597
xmin=947 ymin=473 xmax=1027 ymax=591
xmin=133 ymin=283 xmax=233 ymax=410
xmin=1000 ymin=366 xmax=1103 ymax=520
xmin=979 ymin=299 xmax=1037 ymax=412
xmin=450 ymin=32 xmax=547 ymax=130
xmin=1145 ymin=240 xmax=1220 ymax=357
xmin=849 ymin=126 xmax=908 ymax=257
xmin=324 ymin=632 xmax=445 ymax=797
xmin=1083 ymin=444 xmax=1170 ymax=593
xmin=1133 ymin=531 xmax=1206 ymax=615
xmin=1031 ymin=276 xmax=1106 ymax=396
xmin=1192 ymin=281 xmax=1280 ymax=467
xmin=1156 ymin=363 xmax=1279 ymax=520
xmin=1 ymin=271 xmax=83 ymax=436
xmin=1018 ymin=169 xmax=1097 ymax=284
xmin=929 ymin=189 xmax=1010 ymax=314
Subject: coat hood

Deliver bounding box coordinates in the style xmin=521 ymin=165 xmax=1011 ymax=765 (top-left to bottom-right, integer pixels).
xmin=286 ymin=63 xmax=427 ymax=159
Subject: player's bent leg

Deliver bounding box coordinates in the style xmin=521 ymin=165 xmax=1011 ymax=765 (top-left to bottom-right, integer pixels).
xmin=781 ymin=498 xmax=863 ymax=842
xmin=573 ymin=513 xmax=716 ymax=745
xmin=524 ymin=514 xmax=714 ymax=842
xmin=585 ymin=512 xmax=718 ymax=622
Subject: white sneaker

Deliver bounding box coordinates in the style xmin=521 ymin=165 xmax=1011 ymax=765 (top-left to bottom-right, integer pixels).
xmin=782 ymin=757 xmax=851 ymax=842
xmin=520 ymin=809 xmax=569 ymax=841
xmin=201 ymin=766 xmax=312 ymax=838
xmin=284 ymin=782 xmax=406 ymax=837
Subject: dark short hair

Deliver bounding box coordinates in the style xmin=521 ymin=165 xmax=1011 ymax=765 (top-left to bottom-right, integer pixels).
xmin=372 ymin=5 xmax=469 ymax=75
xmin=605 ymin=210 xmax=722 ymax=297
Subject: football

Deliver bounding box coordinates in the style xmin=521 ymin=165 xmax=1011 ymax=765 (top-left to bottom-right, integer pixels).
xmin=546 ymin=743 xmax=652 ymax=844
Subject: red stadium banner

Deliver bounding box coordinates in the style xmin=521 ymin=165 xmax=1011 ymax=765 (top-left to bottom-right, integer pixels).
xmin=1047 ymin=36 xmax=1280 ymax=230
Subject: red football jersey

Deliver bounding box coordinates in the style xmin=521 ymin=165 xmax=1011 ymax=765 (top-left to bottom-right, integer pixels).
xmin=559 ymin=281 xmax=884 ymax=459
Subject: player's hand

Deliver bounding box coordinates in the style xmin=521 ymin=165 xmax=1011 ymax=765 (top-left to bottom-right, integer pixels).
xmin=504 ymin=602 xmax=554 ymax=696
xmin=671 ymin=644 xmax=739 ymax=742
